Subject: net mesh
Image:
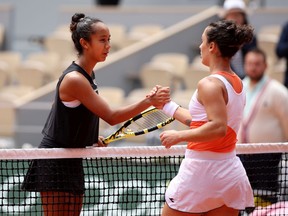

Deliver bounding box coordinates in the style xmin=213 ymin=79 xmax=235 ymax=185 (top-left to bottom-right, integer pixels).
xmin=0 ymin=143 xmax=288 ymax=216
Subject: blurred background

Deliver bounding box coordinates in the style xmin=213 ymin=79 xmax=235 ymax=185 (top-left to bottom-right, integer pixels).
xmin=0 ymin=0 xmax=287 ymax=148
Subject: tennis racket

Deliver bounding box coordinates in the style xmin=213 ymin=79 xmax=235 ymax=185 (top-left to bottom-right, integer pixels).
xmin=102 ymin=107 xmax=175 ymax=145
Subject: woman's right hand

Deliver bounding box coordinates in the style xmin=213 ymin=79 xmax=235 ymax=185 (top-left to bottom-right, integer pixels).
xmin=147 ymin=85 xmax=171 ymax=109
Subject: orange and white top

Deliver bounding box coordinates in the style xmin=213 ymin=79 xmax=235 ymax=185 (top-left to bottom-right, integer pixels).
xmin=187 ymin=72 xmax=245 ymax=152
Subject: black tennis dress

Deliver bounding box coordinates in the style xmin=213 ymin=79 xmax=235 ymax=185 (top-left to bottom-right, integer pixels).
xmin=21 ymin=62 xmax=99 ymax=195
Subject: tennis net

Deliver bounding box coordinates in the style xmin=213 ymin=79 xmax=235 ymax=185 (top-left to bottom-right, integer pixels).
xmin=0 ymin=143 xmax=288 ymax=216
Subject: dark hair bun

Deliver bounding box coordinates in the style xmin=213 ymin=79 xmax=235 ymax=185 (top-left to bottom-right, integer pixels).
xmin=70 ymin=13 xmax=85 ymax=32
xmin=235 ymin=24 xmax=254 ymax=46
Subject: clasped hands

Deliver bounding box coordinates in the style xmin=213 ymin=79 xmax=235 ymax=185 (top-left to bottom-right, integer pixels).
xmin=146 ymin=85 xmax=171 ymax=109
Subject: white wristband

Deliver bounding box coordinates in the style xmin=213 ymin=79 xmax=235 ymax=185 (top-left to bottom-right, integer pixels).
xmin=162 ymin=101 xmax=180 ymax=117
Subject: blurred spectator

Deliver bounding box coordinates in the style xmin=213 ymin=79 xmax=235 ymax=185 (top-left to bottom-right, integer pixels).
xmin=276 ymin=21 xmax=288 ymax=88
xmin=221 ymin=0 xmax=257 ymax=79
xmin=238 ymin=48 xmax=288 ymax=207
xmin=238 ymin=48 xmax=288 ymax=153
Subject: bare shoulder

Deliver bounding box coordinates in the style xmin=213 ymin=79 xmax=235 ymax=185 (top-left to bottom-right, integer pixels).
xmin=60 ymin=71 xmax=95 ymax=102
xmin=62 ymin=71 xmax=89 ymax=87
xmin=197 ymin=76 xmax=224 ymax=94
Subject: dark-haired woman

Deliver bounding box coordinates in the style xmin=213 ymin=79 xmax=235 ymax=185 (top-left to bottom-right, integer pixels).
xmin=160 ymin=20 xmax=255 ymax=216
xmin=21 ymin=13 xmax=170 ymax=215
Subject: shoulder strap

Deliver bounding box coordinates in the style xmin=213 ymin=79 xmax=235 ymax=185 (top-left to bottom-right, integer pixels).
xmin=210 ymin=74 xmax=230 ymax=86
xmin=61 ymin=62 xmax=97 ymax=90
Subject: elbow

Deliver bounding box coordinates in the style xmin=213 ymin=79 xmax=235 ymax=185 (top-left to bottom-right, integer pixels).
xmin=219 ymin=127 xmax=227 ymax=137
xmin=207 ymin=120 xmax=227 ymax=139
xmin=105 ymin=118 xmax=118 ymax=126
xmin=215 ymin=125 xmax=227 ymax=138
xmin=101 ymin=115 xmax=119 ymax=126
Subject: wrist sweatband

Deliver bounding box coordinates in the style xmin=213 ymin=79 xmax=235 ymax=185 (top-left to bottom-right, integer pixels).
xmin=162 ymin=101 xmax=180 ymax=117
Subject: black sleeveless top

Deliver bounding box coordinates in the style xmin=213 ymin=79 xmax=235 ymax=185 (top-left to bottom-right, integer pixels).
xmin=40 ymin=62 xmax=99 ymax=148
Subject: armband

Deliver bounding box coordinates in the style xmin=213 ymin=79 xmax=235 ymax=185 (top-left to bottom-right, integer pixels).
xmin=162 ymin=101 xmax=180 ymax=117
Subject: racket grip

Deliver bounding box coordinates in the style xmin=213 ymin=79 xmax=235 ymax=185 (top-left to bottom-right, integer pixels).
xmin=162 ymin=101 xmax=180 ymax=117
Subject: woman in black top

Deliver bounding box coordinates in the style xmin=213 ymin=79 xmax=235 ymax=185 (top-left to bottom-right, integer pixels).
xmin=21 ymin=13 xmax=170 ymax=215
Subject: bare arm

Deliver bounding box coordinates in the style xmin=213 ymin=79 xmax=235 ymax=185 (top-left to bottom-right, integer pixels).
xmin=173 ymin=107 xmax=193 ymax=126
xmin=59 ymin=72 xmax=170 ymax=125
xmin=160 ymin=77 xmax=228 ymax=148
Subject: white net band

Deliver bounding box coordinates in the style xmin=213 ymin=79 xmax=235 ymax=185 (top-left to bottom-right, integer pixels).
xmin=0 ymin=142 xmax=287 ymax=159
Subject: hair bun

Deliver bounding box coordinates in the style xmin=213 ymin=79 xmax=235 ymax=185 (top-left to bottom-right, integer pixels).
xmin=70 ymin=13 xmax=85 ymax=32
xmin=72 ymin=13 xmax=85 ymax=23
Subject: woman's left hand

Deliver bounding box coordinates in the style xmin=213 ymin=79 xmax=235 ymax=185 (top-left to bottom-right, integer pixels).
xmin=93 ymin=136 xmax=107 ymax=147
xmin=160 ymin=130 xmax=180 ymax=149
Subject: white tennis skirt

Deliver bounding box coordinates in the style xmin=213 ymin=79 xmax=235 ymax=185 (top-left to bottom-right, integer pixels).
xmin=165 ymin=149 xmax=255 ymax=213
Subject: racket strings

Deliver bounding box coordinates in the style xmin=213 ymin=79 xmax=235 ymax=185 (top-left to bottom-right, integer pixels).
xmin=125 ymin=110 xmax=171 ymax=132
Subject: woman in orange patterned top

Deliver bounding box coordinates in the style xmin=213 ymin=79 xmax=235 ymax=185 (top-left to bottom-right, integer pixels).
xmin=159 ymin=20 xmax=255 ymax=216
